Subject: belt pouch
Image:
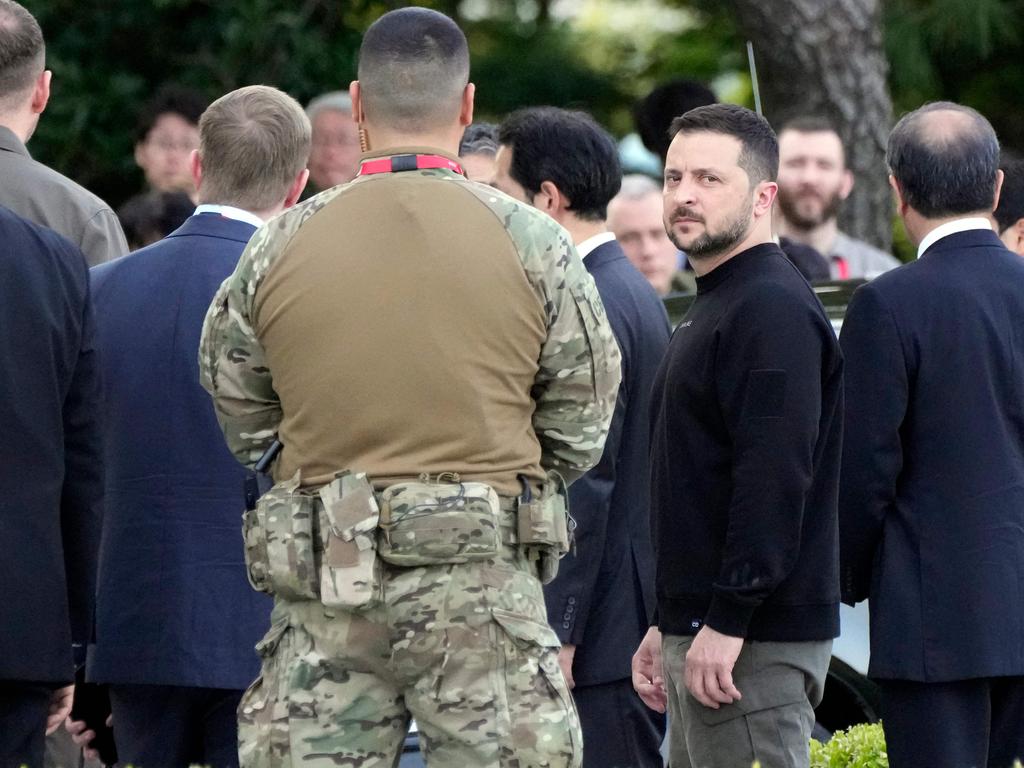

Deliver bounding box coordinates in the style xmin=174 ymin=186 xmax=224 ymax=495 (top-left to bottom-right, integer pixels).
xmin=378 ymin=480 xmax=501 ymax=566
xmin=250 ymin=471 xmax=320 ymax=600
xmin=517 ymin=471 xmax=572 ymax=584
xmin=318 ymin=471 xmax=382 ymax=609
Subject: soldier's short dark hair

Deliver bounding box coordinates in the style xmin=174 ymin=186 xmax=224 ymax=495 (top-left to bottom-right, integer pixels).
xmin=0 ymin=0 xmax=44 ymax=105
xmin=135 ymin=85 xmax=208 ymax=144
xmin=633 ymin=79 xmax=716 ymax=162
xmin=358 ymin=7 xmax=469 ymax=132
xmin=994 ymin=152 xmax=1024 ymax=234
xmin=887 ymin=101 xmax=1000 ymax=218
xmin=198 ymin=85 xmax=311 ymax=211
xmin=499 ymin=106 xmax=622 ymax=222
xmin=669 ymin=103 xmax=779 ymax=186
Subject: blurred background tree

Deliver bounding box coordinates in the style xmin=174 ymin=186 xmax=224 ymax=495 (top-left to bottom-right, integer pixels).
xmin=26 ymin=0 xmax=1024 ymax=254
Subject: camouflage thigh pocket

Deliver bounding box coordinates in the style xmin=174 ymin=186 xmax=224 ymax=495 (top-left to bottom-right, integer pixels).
xmin=238 ymin=619 xmax=293 ymax=768
xmin=492 ymin=608 xmax=582 ymax=768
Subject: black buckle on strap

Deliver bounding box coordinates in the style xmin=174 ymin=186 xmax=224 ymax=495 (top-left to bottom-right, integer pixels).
xmin=390 ymin=154 xmax=418 ymax=172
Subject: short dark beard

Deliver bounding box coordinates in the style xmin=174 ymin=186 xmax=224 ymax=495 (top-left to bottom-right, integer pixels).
xmin=777 ymin=186 xmax=843 ymax=230
xmin=668 ymin=206 xmax=752 ymax=261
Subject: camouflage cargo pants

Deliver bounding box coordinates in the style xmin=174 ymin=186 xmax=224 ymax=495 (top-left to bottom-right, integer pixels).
xmin=238 ymin=539 xmax=581 ymax=767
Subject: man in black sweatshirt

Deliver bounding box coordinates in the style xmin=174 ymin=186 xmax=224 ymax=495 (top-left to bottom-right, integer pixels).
xmin=631 ymin=104 xmax=843 ymax=768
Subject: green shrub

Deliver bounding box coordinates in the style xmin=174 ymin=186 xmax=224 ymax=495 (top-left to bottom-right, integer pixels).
xmin=809 ymin=722 xmax=888 ymax=768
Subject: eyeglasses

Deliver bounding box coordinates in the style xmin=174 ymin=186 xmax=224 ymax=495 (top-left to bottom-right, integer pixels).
xmin=147 ymin=135 xmax=198 ymax=153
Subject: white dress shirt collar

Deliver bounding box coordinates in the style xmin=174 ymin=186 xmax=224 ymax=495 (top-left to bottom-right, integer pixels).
xmin=193 ymin=204 xmax=265 ymax=230
xmin=916 ymin=217 xmax=993 ymax=259
xmin=576 ymin=231 xmax=617 ymax=261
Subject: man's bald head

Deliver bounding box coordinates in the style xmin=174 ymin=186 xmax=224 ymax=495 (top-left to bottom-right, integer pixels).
xmin=0 ymin=0 xmax=43 ymax=110
xmin=887 ymin=101 xmax=1000 ymax=218
xmin=357 ymin=7 xmax=469 ymax=132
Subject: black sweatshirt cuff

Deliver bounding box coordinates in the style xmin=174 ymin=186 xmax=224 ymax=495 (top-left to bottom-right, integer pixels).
xmin=705 ymin=594 xmax=756 ymax=638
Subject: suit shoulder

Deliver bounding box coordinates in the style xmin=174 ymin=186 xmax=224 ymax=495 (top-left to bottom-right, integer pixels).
xmin=0 ymin=206 xmax=83 ymax=269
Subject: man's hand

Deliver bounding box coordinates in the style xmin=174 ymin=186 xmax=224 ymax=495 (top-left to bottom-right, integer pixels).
xmin=46 ymin=685 xmax=74 ymax=735
xmin=631 ymin=626 xmax=667 ymax=713
xmin=684 ymin=625 xmax=744 ymax=709
xmin=558 ymin=644 xmax=576 ymax=689
xmin=66 ymin=714 xmax=112 ymax=762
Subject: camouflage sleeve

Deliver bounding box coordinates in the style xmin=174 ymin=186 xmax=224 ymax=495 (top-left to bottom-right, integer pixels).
xmin=528 ymin=225 xmax=621 ymax=485
xmin=464 ymin=185 xmax=621 ymax=485
xmin=199 ymin=219 xmax=287 ymax=468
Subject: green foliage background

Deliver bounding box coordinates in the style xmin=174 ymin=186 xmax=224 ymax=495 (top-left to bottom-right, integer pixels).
xmin=24 ymin=0 xmax=1024 ymax=208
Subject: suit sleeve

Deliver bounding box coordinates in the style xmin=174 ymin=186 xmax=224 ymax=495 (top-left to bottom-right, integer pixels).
xmin=838 ymin=284 xmax=907 ymax=604
xmin=544 ymin=383 xmax=625 ymax=644
xmin=704 ymin=288 xmax=829 ymax=637
xmin=61 ymin=262 xmax=104 ymax=649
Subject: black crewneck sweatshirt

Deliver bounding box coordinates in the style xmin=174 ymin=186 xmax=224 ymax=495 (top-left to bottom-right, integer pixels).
xmin=649 ymin=242 xmax=843 ymax=640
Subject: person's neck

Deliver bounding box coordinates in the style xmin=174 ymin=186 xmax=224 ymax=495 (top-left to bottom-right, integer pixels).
xmin=0 ymin=110 xmax=35 ymax=144
xmin=777 ymin=216 xmax=839 ymax=256
xmin=905 ymin=210 xmax=992 ymax=247
xmin=690 ymin=220 xmax=773 ymax=277
xmin=363 ymin=125 xmax=461 ymax=157
xmin=562 ymin=216 xmax=607 ymax=247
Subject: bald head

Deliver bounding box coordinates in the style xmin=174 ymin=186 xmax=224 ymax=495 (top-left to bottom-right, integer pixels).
xmin=0 ymin=0 xmax=43 ymax=110
xmin=887 ymin=101 xmax=1000 ymax=218
xmin=357 ymin=7 xmax=469 ymax=132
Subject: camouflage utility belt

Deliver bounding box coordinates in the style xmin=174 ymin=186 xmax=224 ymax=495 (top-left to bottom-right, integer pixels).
xmin=243 ymin=470 xmax=381 ymax=609
xmin=377 ymin=471 xmax=572 ymax=582
xmin=242 ymin=470 xmax=574 ymax=609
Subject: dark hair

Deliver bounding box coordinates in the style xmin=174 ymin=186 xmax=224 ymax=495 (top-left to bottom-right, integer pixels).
xmin=358 ymin=8 xmax=469 ymax=131
xmin=633 ymin=79 xmax=716 ymax=161
xmin=459 ymin=122 xmax=498 ymax=157
xmin=777 ymin=114 xmax=845 ymax=163
xmin=498 ymin=106 xmax=622 ymax=221
xmin=0 ymin=0 xmax=43 ymax=103
xmin=778 ymin=114 xmax=840 ymax=136
xmin=135 ymin=84 xmax=208 ymax=143
xmin=117 ymin=190 xmax=195 ymax=250
xmin=669 ymin=103 xmax=778 ymax=185
xmin=994 ymin=152 xmax=1024 ymax=233
xmin=886 ymin=101 xmax=1000 ymax=218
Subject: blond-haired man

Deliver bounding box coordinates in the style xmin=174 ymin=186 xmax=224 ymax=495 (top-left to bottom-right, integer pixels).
xmin=71 ymin=85 xmax=309 ymax=767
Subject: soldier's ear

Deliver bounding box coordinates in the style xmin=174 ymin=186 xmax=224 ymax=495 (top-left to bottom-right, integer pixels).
xmin=460 ymin=83 xmax=475 ymax=127
xmin=349 ymin=81 xmax=365 ymax=124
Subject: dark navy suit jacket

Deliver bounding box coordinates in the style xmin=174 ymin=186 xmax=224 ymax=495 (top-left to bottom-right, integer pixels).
xmin=839 ymin=228 xmax=1024 ymax=681
xmin=0 ymin=206 xmax=102 ymax=683
xmin=87 ymin=213 xmax=271 ymax=690
xmin=544 ymin=239 xmax=670 ymax=687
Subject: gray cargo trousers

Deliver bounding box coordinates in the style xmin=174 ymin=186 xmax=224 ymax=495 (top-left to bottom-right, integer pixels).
xmin=662 ymin=635 xmax=831 ymax=768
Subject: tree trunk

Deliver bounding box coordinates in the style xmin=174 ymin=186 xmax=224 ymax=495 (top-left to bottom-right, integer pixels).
xmin=722 ymin=0 xmax=894 ymax=250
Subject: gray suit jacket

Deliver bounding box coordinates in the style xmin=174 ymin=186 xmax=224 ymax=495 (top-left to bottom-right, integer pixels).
xmin=0 ymin=125 xmax=127 ymax=266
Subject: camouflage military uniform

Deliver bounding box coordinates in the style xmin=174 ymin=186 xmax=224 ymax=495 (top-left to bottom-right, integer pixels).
xmin=200 ymin=149 xmax=620 ymax=767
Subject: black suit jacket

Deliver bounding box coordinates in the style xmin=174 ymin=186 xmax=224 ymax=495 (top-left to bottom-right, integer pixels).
xmin=0 ymin=205 xmax=103 ymax=683
xmin=544 ymin=239 xmax=670 ymax=687
xmin=839 ymin=227 xmax=1024 ymax=681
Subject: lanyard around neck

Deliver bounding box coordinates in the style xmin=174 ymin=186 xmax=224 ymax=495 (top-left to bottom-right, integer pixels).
xmin=358 ymin=153 xmax=465 ymax=177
